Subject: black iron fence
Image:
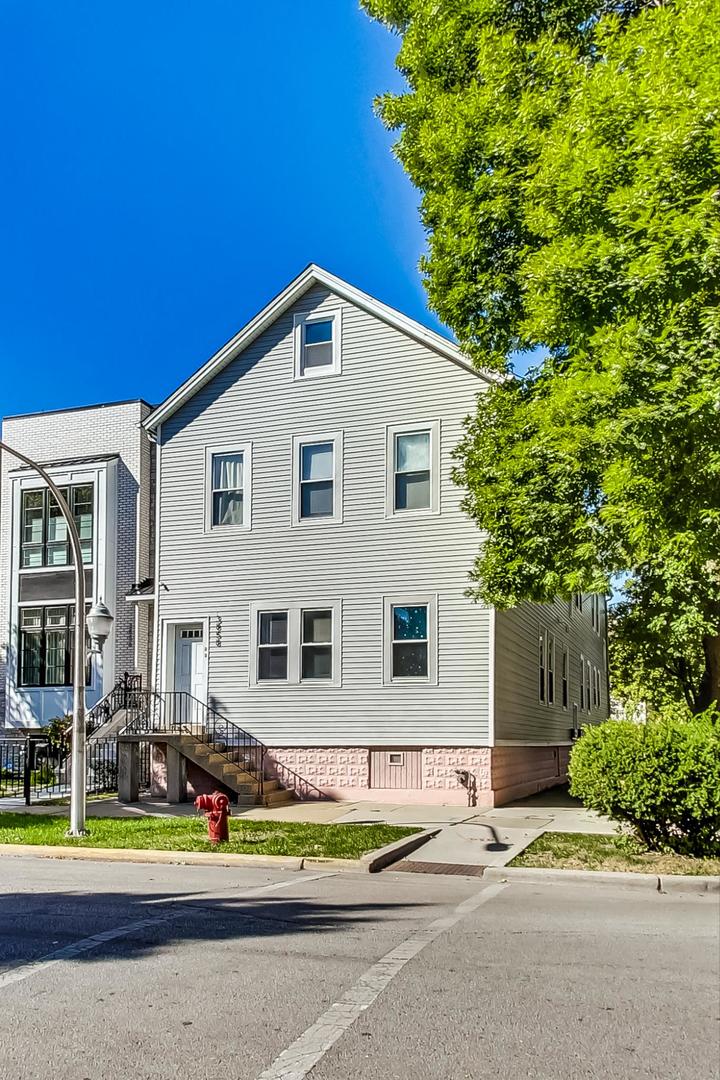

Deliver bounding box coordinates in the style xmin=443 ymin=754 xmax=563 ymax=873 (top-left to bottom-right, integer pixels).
xmin=0 ymin=733 xmax=151 ymax=805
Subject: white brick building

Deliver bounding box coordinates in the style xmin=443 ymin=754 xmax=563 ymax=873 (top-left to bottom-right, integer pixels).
xmin=0 ymin=400 xmax=154 ymax=728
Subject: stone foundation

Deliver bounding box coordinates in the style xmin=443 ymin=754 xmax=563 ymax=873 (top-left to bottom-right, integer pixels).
xmin=266 ymin=744 xmax=569 ymax=806
xmin=148 ymin=741 xmax=570 ymax=807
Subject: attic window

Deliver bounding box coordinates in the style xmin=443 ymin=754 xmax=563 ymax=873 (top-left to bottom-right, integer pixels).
xmin=294 ymin=311 xmax=342 ymax=379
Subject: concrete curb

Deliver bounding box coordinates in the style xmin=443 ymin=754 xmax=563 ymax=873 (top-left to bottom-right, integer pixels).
xmin=482 ymin=866 xmax=720 ymax=895
xmin=0 ymin=828 xmax=436 ymax=874
xmin=361 ymin=827 xmax=440 ymax=872
xmin=0 ymin=844 xmax=306 ymax=871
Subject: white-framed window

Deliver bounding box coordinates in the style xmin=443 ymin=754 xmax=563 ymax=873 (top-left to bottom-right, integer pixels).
xmin=388 ymin=752 xmax=405 ymax=766
xmin=586 ymin=658 xmax=592 ymax=713
xmin=593 ymin=665 xmax=601 ymax=708
xmin=383 ymin=595 xmax=437 ymax=685
xmin=547 ymin=632 xmax=555 ymax=705
xmin=205 ymin=444 xmax=252 ymax=531
xmin=249 ymin=601 xmax=341 ymax=686
xmin=562 ymin=645 xmax=569 ymax=709
xmin=292 ymin=433 xmax=343 ymax=525
xmin=539 ymin=631 xmax=546 ymax=704
xmin=573 ymin=593 xmax=583 ymax=612
xmin=385 ymin=421 xmax=440 ymax=517
xmin=579 ymin=652 xmax=585 ymax=711
xmin=293 ymin=310 xmax=342 ymax=379
xmin=590 ymin=594 xmax=603 ymax=633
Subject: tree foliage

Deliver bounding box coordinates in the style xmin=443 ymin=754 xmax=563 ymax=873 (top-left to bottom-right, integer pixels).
xmin=364 ymin=0 xmax=720 ymax=708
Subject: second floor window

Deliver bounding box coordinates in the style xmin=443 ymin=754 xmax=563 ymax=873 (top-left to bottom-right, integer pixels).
xmin=300 ymin=442 xmax=334 ymax=518
xmin=21 ymin=485 xmax=93 ymax=568
xmin=211 ymin=453 xmax=244 ymax=526
xmin=386 ymin=421 xmax=440 ymax=517
xmin=395 ymin=432 xmax=430 ymax=511
xmin=292 ymin=433 xmax=342 ymax=525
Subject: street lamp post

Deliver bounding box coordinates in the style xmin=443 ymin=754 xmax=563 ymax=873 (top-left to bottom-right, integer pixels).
xmin=0 ymin=439 xmax=112 ymax=835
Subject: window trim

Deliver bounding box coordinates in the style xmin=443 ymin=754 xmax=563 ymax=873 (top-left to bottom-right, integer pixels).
xmin=249 ymin=600 xmax=342 ymax=687
xmin=383 ymin=594 xmax=438 ymax=686
xmin=293 ymin=309 xmax=342 ymax=380
xmin=291 ymin=432 xmax=343 ymax=527
xmin=539 ymin=630 xmax=546 ymax=705
xmin=385 ymin=421 xmax=441 ymax=518
xmin=204 ymin=443 xmax=252 ymax=533
xmin=579 ymin=652 xmax=585 ymax=711
xmin=546 ymin=632 xmax=555 ymax=706
xmin=561 ymin=644 xmax=569 ymax=710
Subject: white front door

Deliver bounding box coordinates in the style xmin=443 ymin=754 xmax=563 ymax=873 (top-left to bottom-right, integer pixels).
xmin=174 ymin=625 xmax=206 ymax=704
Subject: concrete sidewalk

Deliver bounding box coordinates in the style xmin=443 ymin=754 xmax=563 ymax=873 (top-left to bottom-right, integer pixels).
xmin=0 ymin=786 xmax=616 ymax=869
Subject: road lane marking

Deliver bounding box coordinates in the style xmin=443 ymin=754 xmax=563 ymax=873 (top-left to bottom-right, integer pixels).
xmin=256 ymin=881 xmax=508 ymax=1080
xmin=0 ymin=871 xmax=333 ymax=991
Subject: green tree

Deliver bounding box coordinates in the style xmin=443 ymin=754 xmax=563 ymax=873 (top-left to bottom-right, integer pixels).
xmin=363 ymin=0 xmax=720 ymax=710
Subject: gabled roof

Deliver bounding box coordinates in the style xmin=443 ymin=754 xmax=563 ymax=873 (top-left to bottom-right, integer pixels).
xmin=143 ymin=264 xmax=498 ymax=432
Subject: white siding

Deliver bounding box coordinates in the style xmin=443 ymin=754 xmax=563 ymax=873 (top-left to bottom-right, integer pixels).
xmin=155 ymin=285 xmax=492 ymax=746
xmin=0 ymin=400 xmax=152 ymax=727
xmin=494 ymin=595 xmax=609 ymax=743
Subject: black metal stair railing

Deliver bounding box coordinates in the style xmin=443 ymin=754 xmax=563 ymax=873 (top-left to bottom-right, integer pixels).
xmin=86 ymin=672 xmax=144 ymax=736
xmin=120 ymin=690 xmax=329 ymax=801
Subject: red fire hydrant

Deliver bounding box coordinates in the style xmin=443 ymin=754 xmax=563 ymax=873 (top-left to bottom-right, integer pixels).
xmin=195 ymin=791 xmax=230 ymax=845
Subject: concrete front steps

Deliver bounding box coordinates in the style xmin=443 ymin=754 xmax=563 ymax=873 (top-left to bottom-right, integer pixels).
xmin=174 ymin=735 xmax=296 ymax=808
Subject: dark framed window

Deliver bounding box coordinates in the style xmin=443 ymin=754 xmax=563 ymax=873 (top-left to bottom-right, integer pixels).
xmin=20 ymin=485 xmax=94 ymax=568
xmin=19 ymin=604 xmax=91 ymax=687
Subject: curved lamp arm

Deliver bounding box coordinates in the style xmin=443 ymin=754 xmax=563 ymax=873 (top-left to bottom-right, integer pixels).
xmin=0 ymin=439 xmax=87 ymax=835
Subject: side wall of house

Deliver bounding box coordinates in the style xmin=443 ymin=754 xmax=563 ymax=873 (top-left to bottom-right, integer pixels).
xmin=492 ymin=596 xmax=608 ymax=798
xmin=155 ymin=286 xmax=493 ymax=769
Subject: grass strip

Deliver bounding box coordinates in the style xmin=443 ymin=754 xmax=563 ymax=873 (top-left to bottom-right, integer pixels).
xmin=510 ymin=831 xmax=720 ymax=876
xmin=0 ymin=812 xmax=417 ymax=860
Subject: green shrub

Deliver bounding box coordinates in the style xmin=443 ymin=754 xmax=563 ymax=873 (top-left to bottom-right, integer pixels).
xmin=569 ymin=706 xmax=720 ymax=857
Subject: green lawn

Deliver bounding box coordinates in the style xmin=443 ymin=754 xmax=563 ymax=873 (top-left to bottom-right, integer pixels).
xmin=510 ymin=831 xmax=720 ymax=877
xmin=0 ymin=812 xmax=418 ymax=860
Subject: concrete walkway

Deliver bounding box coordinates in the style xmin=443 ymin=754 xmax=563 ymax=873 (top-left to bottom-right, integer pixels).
xmin=0 ymin=786 xmax=616 ymax=869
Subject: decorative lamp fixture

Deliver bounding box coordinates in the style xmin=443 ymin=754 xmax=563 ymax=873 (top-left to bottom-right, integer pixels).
xmin=87 ymin=600 xmax=114 ymax=654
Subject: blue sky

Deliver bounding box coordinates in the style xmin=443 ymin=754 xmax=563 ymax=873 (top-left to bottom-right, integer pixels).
xmin=0 ymin=2 xmax=442 ymax=418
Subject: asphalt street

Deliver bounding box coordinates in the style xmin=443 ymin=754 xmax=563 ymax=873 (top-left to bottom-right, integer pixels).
xmin=0 ymin=857 xmax=717 ymax=1080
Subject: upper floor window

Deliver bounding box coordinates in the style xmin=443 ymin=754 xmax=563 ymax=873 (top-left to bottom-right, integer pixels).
xmin=292 ymin=433 xmax=343 ymax=525
xmin=386 ymin=421 xmax=440 ymax=517
xmin=590 ymin=594 xmax=602 ymax=633
xmin=547 ymin=632 xmax=555 ymax=705
xmin=20 ymin=485 xmax=94 ymax=568
xmin=538 ymin=631 xmax=546 ymax=704
xmin=294 ymin=311 xmax=341 ymax=379
xmin=19 ymin=603 xmax=91 ymax=687
xmin=205 ymin=445 xmax=251 ymax=531
xmin=562 ymin=645 xmax=569 ymax=709
xmin=383 ymin=595 xmax=437 ymax=684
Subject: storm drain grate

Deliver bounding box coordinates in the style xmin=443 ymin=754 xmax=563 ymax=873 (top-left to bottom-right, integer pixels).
xmin=390 ymin=860 xmax=486 ymax=877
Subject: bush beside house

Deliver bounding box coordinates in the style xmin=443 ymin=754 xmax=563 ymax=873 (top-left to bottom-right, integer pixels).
xmin=569 ymin=706 xmax=720 ymax=858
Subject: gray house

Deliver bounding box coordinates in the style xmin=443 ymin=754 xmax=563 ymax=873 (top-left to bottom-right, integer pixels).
xmin=141 ymin=266 xmax=608 ymax=806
